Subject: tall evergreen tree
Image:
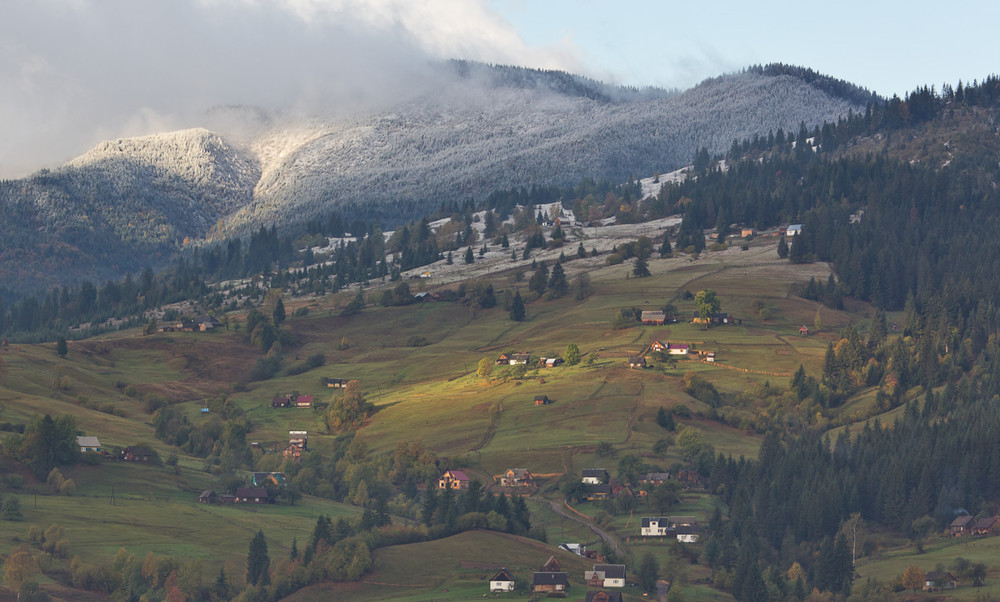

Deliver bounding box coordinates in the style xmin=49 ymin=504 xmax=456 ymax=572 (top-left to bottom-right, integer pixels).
xmin=247 ymin=529 xmax=270 ymax=586
xmin=510 ymin=292 xmax=526 ymax=322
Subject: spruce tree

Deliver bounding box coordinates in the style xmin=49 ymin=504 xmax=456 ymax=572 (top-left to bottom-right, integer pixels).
xmin=247 ymin=530 xmax=270 ymax=586
xmin=510 ymin=292 xmax=525 ymax=322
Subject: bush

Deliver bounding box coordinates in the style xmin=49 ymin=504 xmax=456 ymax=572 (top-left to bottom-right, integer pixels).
xmin=249 ymin=356 xmax=282 ymax=381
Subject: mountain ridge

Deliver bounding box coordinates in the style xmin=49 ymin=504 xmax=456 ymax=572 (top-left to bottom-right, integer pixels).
xmin=0 ymin=63 xmax=868 ymax=294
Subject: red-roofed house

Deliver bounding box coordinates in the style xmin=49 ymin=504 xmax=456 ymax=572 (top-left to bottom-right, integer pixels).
xmin=438 ymin=470 xmax=471 ymax=490
xmin=295 ymin=395 xmax=313 ymax=408
xmin=667 ymin=343 xmax=690 ymax=355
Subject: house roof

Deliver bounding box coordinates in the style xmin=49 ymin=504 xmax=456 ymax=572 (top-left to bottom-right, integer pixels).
xmin=676 ymin=525 xmax=701 ymax=535
xmin=972 ymin=516 xmax=998 ymax=530
xmin=582 ymin=468 xmax=608 ymax=478
xmin=670 ymin=515 xmax=697 ymax=525
xmin=593 ymin=564 xmax=626 ymax=579
xmin=641 ymin=472 xmax=671 ymax=482
xmin=442 ymin=470 xmax=469 ymax=481
xmin=641 ymin=517 xmax=669 ymax=528
xmin=590 ymin=484 xmax=613 ymax=495
xmin=76 ymin=436 xmax=101 ymax=448
xmin=541 ymin=556 xmax=561 ymax=571
xmin=506 ymin=468 xmax=532 ymax=478
xmin=925 ymin=570 xmax=956 ymax=582
xmin=641 ymin=311 xmax=665 ymax=319
xmin=667 ymin=343 xmax=689 ymax=350
xmin=198 ymin=490 xmax=217 ymax=499
xmin=490 ymin=568 xmax=514 ymax=582
xmin=951 ymin=515 xmax=975 ymax=527
xmin=235 ymin=487 xmax=269 ymax=499
xmin=296 ymin=395 xmax=313 ymax=404
xmin=532 ymin=572 xmax=569 ymax=586
xmin=125 ymin=446 xmax=152 ymax=456
xmin=585 ymin=592 xmax=624 ymax=602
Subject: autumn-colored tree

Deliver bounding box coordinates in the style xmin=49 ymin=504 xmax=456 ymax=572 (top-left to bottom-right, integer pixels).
xmin=4 ymin=545 xmax=40 ymax=599
xmin=326 ymin=380 xmax=374 ymax=431
xmin=476 ymin=358 xmax=493 ymax=379
xmin=902 ymin=565 xmax=925 ymax=594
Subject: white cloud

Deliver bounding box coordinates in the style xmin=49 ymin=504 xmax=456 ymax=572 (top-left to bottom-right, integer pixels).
xmin=0 ymin=0 xmax=578 ymax=178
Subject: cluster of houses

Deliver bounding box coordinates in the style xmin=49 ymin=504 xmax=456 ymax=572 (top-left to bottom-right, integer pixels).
xmin=496 ymin=352 xmax=531 ymax=366
xmin=489 ymin=556 xmax=627 ymax=599
xmin=156 ymin=315 xmax=222 ymax=333
xmin=75 ymin=436 xmax=155 ymax=462
xmin=197 ymin=472 xmax=287 ymax=505
xmin=639 ymin=516 xmax=701 ymax=542
xmin=438 ymin=468 xmax=538 ymax=490
xmin=629 ymin=338 xmax=716 ymax=369
xmin=949 ymin=514 xmax=999 ymax=537
xmin=270 ymin=394 xmax=314 ymax=408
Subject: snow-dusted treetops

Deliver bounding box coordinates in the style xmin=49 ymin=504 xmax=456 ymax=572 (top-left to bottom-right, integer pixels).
xmin=0 ymin=63 xmax=867 ymax=292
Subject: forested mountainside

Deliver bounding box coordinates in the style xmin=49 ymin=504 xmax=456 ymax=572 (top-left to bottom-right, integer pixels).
xmin=0 ymin=64 xmax=864 ymax=295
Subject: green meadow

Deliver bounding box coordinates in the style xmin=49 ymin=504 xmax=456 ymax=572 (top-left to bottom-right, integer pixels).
xmin=0 ymin=239 xmax=927 ymax=599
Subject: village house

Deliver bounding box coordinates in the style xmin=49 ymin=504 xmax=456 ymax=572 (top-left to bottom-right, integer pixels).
xmin=76 ymin=436 xmax=101 ymax=454
xmin=489 ymin=568 xmax=515 ymax=593
xmin=971 ymin=516 xmax=999 ymax=535
xmin=675 ymin=525 xmax=701 ymax=543
xmin=438 ymin=470 xmax=470 ymax=490
xmin=785 ymin=224 xmax=803 ymax=236
xmin=496 ymin=352 xmax=531 ymax=365
xmin=532 ymin=571 xmax=569 ymax=596
xmin=640 ymin=472 xmax=671 ymax=486
xmin=667 ymin=343 xmax=690 ymax=355
xmin=584 ymin=484 xmax=613 ymax=501
xmin=704 ymin=351 xmax=716 ymax=362
xmin=233 ymin=487 xmax=271 ymax=504
xmin=650 ymin=340 xmax=668 ymax=352
xmin=122 ymin=446 xmax=153 ymax=462
xmin=585 ymin=564 xmax=626 ymax=589
xmin=283 ymin=430 xmax=308 ymax=461
xmin=326 ymin=378 xmax=348 ymax=388
xmin=628 ymin=356 xmax=646 ymax=369
xmin=539 ymin=357 xmax=564 ymax=368
xmin=924 ymin=570 xmax=958 ymax=591
xmin=541 ymin=556 xmax=561 ymax=572
xmin=295 ymin=395 xmax=313 ymax=408
xmin=558 ymin=543 xmax=585 ymax=556
xmin=741 ymin=227 xmax=756 ymax=238
xmin=581 ymin=468 xmax=609 ymax=485
xmin=799 ymin=325 xmax=810 ymax=336
xmin=950 ymin=514 xmax=975 ymax=536
xmin=271 ymin=395 xmax=292 ymax=408
xmin=641 ymin=310 xmax=666 ymax=325
xmin=640 ymin=517 xmax=671 ymax=537
xmin=585 ymin=592 xmax=623 ymax=602
xmin=197 ymin=490 xmax=218 ymax=504
xmin=670 ymin=515 xmax=698 ymax=527
xmin=498 ymin=468 xmax=535 ymax=487
xmin=534 ymin=395 xmax=552 ymax=406
xmin=197 ymin=315 xmax=222 ymax=331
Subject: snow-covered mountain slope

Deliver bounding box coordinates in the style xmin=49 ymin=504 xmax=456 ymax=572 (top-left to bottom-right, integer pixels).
xmin=0 ymin=64 xmax=868 ymax=292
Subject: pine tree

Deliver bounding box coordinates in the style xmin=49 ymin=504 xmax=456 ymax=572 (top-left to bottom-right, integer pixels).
xmin=247 ymin=530 xmax=270 ymax=586
xmin=777 ymin=235 xmax=789 ymax=258
xmin=510 ymin=292 xmax=525 ymax=322
xmin=659 ymin=237 xmax=672 ymax=257
xmin=633 ymin=254 xmax=651 ymax=278
xmin=464 ymin=246 xmax=474 ymax=264
xmin=547 ymin=263 xmax=568 ymax=298
xmin=272 ymin=297 xmax=285 ymax=325
xmin=56 ymin=336 xmax=67 ymax=358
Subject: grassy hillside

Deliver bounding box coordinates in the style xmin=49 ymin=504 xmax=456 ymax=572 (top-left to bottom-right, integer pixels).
xmin=0 ymin=237 xmax=897 ymax=599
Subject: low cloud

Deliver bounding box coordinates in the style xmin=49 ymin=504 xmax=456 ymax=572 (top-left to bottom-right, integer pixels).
xmin=0 ymin=0 xmax=575 ymax=178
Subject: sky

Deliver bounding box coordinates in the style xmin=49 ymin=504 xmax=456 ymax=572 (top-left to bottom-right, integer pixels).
xmin=2 ymin=0 xmax=998 ymax=178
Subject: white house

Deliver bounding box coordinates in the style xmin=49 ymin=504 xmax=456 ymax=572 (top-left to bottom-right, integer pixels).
xmin=667 ymin=343 xmax=690 ymax=355
xmin=490 ymin=568 xmax=515 ymax=592
xmin=786 ymin=224 xmax=803 ymax=236
xmin=581 ymin=468 xmax=609 ymax=485
xmin=586 ymin=564 xmax=626 ymax=588
xmin=76 ymin=436 xmax=101 ymax=453
xmin=676 ymin=525 xmax=701 ymax=543
xmin=641 ymin=517 xmax=671 ymax=536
